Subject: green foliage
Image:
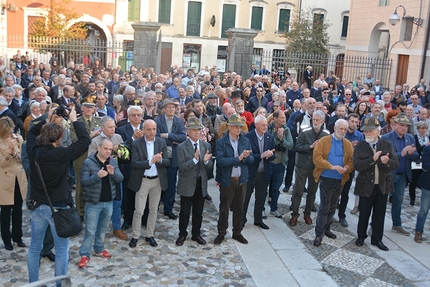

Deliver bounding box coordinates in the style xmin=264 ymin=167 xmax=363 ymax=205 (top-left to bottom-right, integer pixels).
xmin=284 ymin=8 xmax=331 ymax=55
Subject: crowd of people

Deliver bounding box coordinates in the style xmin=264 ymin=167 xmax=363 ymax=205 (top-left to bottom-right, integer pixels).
xmin=1 ymin=53 xmax=430 ymax=285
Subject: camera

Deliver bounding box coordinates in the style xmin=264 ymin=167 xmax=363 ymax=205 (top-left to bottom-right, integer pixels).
xmin=54 ymin=105 xmax=71 ymax=119
xmin=275 ymin=144 xmax=287 ymax=152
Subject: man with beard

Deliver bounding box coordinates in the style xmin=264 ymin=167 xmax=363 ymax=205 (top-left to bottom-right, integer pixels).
xmin=235 ymin=100 xmax=254 ymax=128
xmin=205 ymin=94 xmax=222 ymax=122
xmin=312 ymin=119 xmax=354 ymax=247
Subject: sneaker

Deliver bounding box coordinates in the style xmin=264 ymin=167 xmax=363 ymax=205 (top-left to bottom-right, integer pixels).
xmin=339 ymin=218 xmax=348 ymax=227
xmin=414 ymin=231 xmax=423 ymax=243
xmin=78 ymin=256 xmax=89 ymax=268
xmin=270 ymin=210 xmax=283 ymax=218
xmin=262 ymin=211 xmax=267 ymax=219
xmin=350 ymin=206 xmax=359 ymax=214
xmin=94 ymin=250 xmax=112 ymax=258
xmin=392 ymin=225 xmax=410 ymax=236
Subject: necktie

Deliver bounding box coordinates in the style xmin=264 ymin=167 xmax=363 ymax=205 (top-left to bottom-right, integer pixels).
xmin=87 ymin=119 xmax=91 ymax=128
xmin=372 ymin=144 xmax=376 ymax=150
xmin=194 ymin=143 xmax=201 ymax=178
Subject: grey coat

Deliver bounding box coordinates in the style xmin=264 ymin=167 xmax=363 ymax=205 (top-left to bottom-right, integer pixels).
xmin=177 ymin=139 xmax=214 ymax=197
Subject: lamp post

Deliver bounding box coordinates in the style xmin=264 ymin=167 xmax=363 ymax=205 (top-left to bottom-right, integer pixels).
xmin=389 ymin=5 xmax=423 ymax=26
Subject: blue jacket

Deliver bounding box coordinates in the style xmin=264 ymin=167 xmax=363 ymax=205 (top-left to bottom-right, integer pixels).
xmin=418 ymin=145 xmax=430 ymax=188
xmin=216 ymin=132 xmax=254 ymax=186
xmin=244 ymin=130 xmax=275 ymax=184
xmin=382 ymin=131 xmax=419 ymax=181
xmin=246 ymin=96 xmax=269 ymax=114
xmin=81 ymin=154 xmax=124 ymax=205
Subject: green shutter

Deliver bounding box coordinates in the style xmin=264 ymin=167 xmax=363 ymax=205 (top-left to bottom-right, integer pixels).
xmin=159 ymin=0 xmax=171 ymax=24
xmin=128 ymin=0 xmax=140 ymax=22
xmin=341 ymin=16 xmax=349 ymax=37
xmin=221 ymin=4 xmax=236 ymax=38
xmin=187 ymin=2 xmax=202 ymax=36
xmin=278 ymin=9 xmax=290 ymax=32
xmin=251 ymin=7 xmax=263 ymax=30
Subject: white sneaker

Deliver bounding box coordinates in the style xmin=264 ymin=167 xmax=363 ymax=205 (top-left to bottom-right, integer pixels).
xmin=392 ymin=225 xmax=410 ymax=236
xmin=270 ymin=210 xmax=283 ymax=218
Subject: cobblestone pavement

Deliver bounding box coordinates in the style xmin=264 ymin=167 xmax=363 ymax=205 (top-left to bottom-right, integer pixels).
xmin=0 ymin=179 xmax=429 ymax=286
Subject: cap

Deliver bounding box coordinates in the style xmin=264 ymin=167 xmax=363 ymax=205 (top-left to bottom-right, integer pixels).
xmin=162 ymin=98 xmax=179 ymax=108
xmin=81 ymin=96 xmax=96 ymax=107
xmin=128 ymin=99 xmax=143 ymax=106
xmin=186 ymin=117 xmax=203 ymax=129
xmin=207 ymin=93 xmax=218 ymax=99
xmin=394 ymin=112 xmax=412 ymax=126
xmin=227 ymin=114 xmax=245 ymax=127
xmin=361 ymin=116 xmax=380 ymax=131
xmin=322 ymin=87 xmax=329 ymax=92
xmin=155 ymin=89 xmax=163 ymax=94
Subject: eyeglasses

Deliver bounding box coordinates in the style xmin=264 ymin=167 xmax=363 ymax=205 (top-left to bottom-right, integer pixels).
xmin=257 ymin=90 xmax=264 ymax=92
xmin=345 ymin=93 xmax=351 ymax=95
xmin=119 ymin=78 xmax=126 ymax=80
xmin=129 ymin=114 xmax=142 ymax=117
xmin=208 ymin=88 xmax=214 ymax=90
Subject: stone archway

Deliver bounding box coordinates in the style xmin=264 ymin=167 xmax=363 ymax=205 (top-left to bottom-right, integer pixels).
xmin=368 ymin=22 xmax=390 ymax=58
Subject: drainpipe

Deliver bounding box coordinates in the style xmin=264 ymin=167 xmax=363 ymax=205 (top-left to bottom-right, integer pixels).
xmin=420 ymin=2 xmax=430 ymax=80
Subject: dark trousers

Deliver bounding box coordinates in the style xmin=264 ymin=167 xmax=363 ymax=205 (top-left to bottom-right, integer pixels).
xmin=217 ymin=179 xmax=246 ymax=237
xmin=315 ymin=177 xmax=343 ymax=237
xmin=409 ymin=169 xmax=422 ymax=202
xmin=1 ymin=179 xmax=23 ymax=244
xmin=284 ymin=149 xmax=296 ymax=189
xmin=357 ymin=185 xmax=388 ymax=243
xmin=243 ymin=172 xmax=266 ymax=224
xmin=121 ymin=177 xmax=135 ymax=225
xmin=292 ymin=167 xmax=318 ymax=217
xmin=179 ymin=178 xmax=204 ymax=237
xmin=163 ymin=166 xmax=178 ymax=214
xmin=338 ymin=171 xmax=355 ymax=220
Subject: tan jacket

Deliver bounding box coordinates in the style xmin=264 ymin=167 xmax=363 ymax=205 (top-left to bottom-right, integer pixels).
xmin=0 ymin=136 xmax=27 ymax=205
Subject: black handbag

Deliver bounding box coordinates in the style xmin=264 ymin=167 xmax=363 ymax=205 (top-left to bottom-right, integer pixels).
xmin=34 ymin=161 xmax=83 ymax=238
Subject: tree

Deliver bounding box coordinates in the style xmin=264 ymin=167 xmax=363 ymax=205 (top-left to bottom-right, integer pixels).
xmin=29 ymin=0 xmax=87 ymax=39
xmin=283 ymin=8 xmax=331 ymax=54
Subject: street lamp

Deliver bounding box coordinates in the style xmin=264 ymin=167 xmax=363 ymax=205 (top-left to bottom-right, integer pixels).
xmin=389 ymin=5 xmax=423 ymax=26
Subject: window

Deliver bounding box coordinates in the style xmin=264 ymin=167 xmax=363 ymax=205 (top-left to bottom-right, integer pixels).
xmin=187 ymin=1 xmax=202 ymax=36
xmin=379 ymin=0 xmax=389 ymax=6
xmin=278 ymin=9 xmax=291 ymax=32
xmin=128 ymin=0 xmax=140 ymax=22
xmin=251 ymin=6 xmax=263 ymax=31
xmin=313 ymin=13 xmax=324 ymax=26
xmin=341 ymin=16 xmax=349 ymax=38
xmin=403 ymin=17 xmax=413 ymax=41
xmin=159 ymin=0 xmax=171 ymax=24
xmin=221 ymin=4 xmax=236 ymax=38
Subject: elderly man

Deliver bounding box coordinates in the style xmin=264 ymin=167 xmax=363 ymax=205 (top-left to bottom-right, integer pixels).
xmin=155 ymin=99 xmax=187 ymax=219
xmin=166 ymin=77 xmax=181 ymax=99
xmin=175 ymin=117 xmax=214 ymax=246
xmin=354 ymin=117 xmax=398 ymax=251
xmin=313 ymin=119 xmax=354 ymax=246
xmin=128 ymin=120 xmax=170 ymax=248
xmin=235 ymin=100 xmax=254 ymax=128
xmin=412 ymin=108 xmax=430 ymax=136
xmin=242 ymin=115 xmax=275 ymax=229
xmin=214 ymin=114 xmax=254 ymax=245
xmin=382 ymin=113 xmax=419 ymax=236
xmin=214 ymin=103 xmax=232 ymax=132
xmin=362 ymin=102 xmax=387 ymax=128
xmin=408 ymin=94 xmax=422 ymax=115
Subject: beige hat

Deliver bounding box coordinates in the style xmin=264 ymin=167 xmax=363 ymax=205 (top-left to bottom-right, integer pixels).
xmin=186 ymin=117 xmax=203 ymax=129
xmin=162 ymin=98 xmax=179 ymax=108
xmin=394 ymin=113 xmax=412 ymax=126
xmin=361 ymin=116 xmax=380 ymax=131
xmin=227 ymin=114 xmax=245 ymax=127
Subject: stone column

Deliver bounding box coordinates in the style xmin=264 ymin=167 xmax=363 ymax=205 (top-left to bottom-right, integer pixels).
xmin=226 ymin=28 xmax=258 ymax=77
xmin=131 ymin=22 xmax=161 ymax=71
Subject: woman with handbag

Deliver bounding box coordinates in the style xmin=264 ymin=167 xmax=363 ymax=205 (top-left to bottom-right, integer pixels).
xmin=0 ymin=116 xmax=27 ymax=251
xmin=26 ymin=107 xmax=91 ymax=286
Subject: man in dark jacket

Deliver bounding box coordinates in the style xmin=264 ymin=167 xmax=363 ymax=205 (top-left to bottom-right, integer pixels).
xmin=214 ymin=114 xmax=254 ymax=245
xmin=78 ymin=138 xmax=124 ymax=268
xmin=354 ymin=117 xmax=398 ymax=251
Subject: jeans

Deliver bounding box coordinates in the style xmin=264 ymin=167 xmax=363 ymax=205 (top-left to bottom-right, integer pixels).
xmin=269 ymin=162 xmax=285 ymax=212
xmin=163 ymin=166 xmax=178 ymax=214
xmin=392 ymin=173 xmax=406 ymax=227
xmin=79 ymin=201 xmax=113 ymax=258
xmin=415 ymin=188 xmax=430 ymax=233
xmin=28 ymin=205 xmax=70 ymax=287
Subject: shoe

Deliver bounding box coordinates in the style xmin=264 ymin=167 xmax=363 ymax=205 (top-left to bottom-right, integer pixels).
xmin=414 ymin=232 xmax=423 ymax=243
xmin=121 ymin=222 xmax=130 ymax=230
xmin=389 ymin=195 xmax=392 ymax=203
xmin=262 ymin=211 xmax=267 ymax=219
xmin=164 ymin=212 xmax=178 ymax=220
xmin=14 ymin=240 xmax=26 ymax=247
xmin=289 ymin=204 xmax=293 ymax=211
xmin=78 ymin=256 xmax=89 ymax=268
xmin=270 ymin=210 xmax=283 ymax=218
xmin=232 ymin=234 xmax=248 ymax=244
xmin=42 ymin=252 xmax=56 ymax=262
xmin=410 ymin=200 xmax=415 ymax=206
xmin=145 ymin=236 xmax=158 ymax=247
xmin=392 ymin=225 xmax=410 ymax=236
xmin=4 ymin=243 xmax=13 ymax=251
xmin=214 ymin=235 xmax=224 ymax=245
xmin=283 ymin=187 xmax=290 ymax=193
xmin=191 ymin=235 xmax=207 ymax=245
xmin=129 ymin=238 xmax=138 ymax=248
xmin=371 ymin=241 xmax=389 ymax=251
xmin=254 ymin=221 xmax=269 ymax=230
xmin=312 ymin=204 xmax=317 ymax=212
xmin=355 ymin=238 xmax=364 ymax=246
xmin=350 ymin=206 xmax=359 ymax=214
xmin=176 ymin=236 xmax=186 ymax=246
xmin=339 ymin=218 xmax=349 ymax=227
xmin=304 ymin=215 xmax=313 ymax=225
xmin=324 ymin=230 xmax=337 ymax=239
xmin=289 ymin=217 xmax=297 ymax=226
xmin=113 ymin=230 xmax=128 ymax=240
xmin=313 ymin=237 xmax=322 ymax=247
xmin=205 ymin=194 xmax=212 ymax=201
xmin=94 ymin=249 xmax=112 ymax=258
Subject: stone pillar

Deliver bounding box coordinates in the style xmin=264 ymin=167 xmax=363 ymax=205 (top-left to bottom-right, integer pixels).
xmin=131 ymin=22 xmax=161 ymax=71
xmin=226 ymin=28 xmax=258 ymax=77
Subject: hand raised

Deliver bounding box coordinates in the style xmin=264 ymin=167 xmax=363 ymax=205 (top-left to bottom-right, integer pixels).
xmin=98 ymin=168 xmax=108 ymax=178
xmin=106 ymin=164 xmax=115 ymax=175
xmin=373 ymin=150 xmax=382 ymax=162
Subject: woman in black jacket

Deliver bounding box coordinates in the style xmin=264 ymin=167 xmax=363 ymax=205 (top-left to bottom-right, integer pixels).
xmin=410 ymin=122 xmax=430 ymax=205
